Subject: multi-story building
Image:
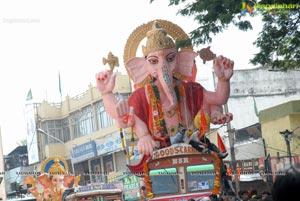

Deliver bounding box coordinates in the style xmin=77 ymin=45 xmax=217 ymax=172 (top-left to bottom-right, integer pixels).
xmin=27 ymin=72 xmax=135 ymax=186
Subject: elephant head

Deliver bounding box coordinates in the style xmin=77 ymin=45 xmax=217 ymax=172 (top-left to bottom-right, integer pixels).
xmin=126 ymin=21 xmax=198 ymax=109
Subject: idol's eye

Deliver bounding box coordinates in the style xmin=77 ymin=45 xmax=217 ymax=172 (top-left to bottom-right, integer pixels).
xmin=147 ymin=57 xmax=159 ymax=64
xmin=166 ymin=53 xmax=176 ymax=62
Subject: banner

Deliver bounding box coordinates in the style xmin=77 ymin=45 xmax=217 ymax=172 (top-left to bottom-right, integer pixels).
xmin=25 ymin=103 xmax=40 ymax=165
xmin=123 ymin=175 xmax=140 ymax=201
xmin=95 ymin=132 xmax=123 ymax=156
xmin=72 ymin=141 xmax=97 ymax=163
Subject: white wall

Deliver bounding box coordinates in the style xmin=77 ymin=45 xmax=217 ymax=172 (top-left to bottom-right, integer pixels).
xmin=228 ymin=68 xmax=300 ymax=130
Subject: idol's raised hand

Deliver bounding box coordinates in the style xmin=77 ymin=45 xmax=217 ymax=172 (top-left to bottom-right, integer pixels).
xmin=95 ymin=69 xmax=116 ymax=94
xmin=213 ymin=55 xmax=234 ymax=82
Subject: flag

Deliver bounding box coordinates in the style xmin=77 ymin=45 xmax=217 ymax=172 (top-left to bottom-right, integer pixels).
xmin=58 ymin=72 xmax=62 ymax=97
xmin=26 ymin=89 xmax=33 ymax=101
xmin=217 ymin=132 xmax=227 ymax=153
xmin=198 ymin=106 xmax=209 ymax=139
xmin=253 ymin=96 xmax=259 ymax=117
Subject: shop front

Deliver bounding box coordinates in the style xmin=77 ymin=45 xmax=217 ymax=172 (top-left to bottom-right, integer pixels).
xmin=72 ymin=141 xmax=97 ymax=185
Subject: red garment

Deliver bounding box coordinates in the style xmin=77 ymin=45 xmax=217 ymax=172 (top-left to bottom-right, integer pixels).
xmin=128 ymin=81 xmax=204 ymax=134
xmin=127 ymin=82 xmax=204 ymax=176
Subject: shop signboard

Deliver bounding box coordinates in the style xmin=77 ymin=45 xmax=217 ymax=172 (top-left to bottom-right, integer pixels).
xmin=72 ymin=141 xmax=97 ymax=163
xmin=123 ymin=175 xmax=140 ymax=201
xmin=95 ymin=132 xmax=122 ymax=156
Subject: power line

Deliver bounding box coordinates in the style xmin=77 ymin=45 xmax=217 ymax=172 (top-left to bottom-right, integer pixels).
xmin=291 ymin=126 xmax=300 ymax=133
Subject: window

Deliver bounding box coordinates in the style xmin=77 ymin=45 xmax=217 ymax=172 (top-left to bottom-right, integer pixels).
xmin=149 ymin=168 xmax=178 ymax=194
xmin=95 ymin=100 xmax=114 ymax=129
xmin=41 ymin=118 xmax=71 ymax=144
xmin=186 ymin=164 xmax=216 ymax=192
xmin=70 ymin=106 xmax=94 ymax=139
xmin=62 ymin=118 xmax=70 ymax=142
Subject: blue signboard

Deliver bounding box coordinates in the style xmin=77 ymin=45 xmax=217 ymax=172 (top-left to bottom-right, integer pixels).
xmin=95 ymin=132 xmax=122 ymax=155
xmin=72 ymin=141 xmax=97 ymax=163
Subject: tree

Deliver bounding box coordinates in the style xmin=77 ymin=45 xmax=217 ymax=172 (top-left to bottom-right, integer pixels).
xmin=150 ymin=0 xmax=300 ymax=71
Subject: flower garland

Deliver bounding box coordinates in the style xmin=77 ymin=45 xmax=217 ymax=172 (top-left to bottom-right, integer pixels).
xmin=146 ymin=80 xmax=187 ymax=146
xmin=213 ymin=152 xmax=221 ymax=194
xmin=147 ymin=83 xmax=169 ymax=147
xmin=143 ymin=160 xmax=153 ymax=198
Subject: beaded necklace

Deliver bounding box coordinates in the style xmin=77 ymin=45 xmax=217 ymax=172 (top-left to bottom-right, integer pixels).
xmin=120 ymin=127 xmax=135 ymax=158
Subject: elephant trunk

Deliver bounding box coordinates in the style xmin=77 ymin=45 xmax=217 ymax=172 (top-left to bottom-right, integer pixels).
xmin=157 ymin=65 xmax=178 ymax=110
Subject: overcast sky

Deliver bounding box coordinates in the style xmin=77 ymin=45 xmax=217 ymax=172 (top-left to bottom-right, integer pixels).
xmin=0 ymin=0 xmax=263 ymax=155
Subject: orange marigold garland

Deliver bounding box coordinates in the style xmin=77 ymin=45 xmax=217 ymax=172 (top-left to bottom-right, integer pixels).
xmin=213 ymin=152 xmax=221 ymax=194
xmin=143 ymin=160 xmax=153 ymax=198
xmin=147 ymin=83 xmax=169 ymax=148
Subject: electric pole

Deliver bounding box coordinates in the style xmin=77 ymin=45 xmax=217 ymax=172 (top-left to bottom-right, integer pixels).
xmin=224 ymin=104 xmax=240 ymax=194
xmin=279 ymin=129 xmax=293 ymax=166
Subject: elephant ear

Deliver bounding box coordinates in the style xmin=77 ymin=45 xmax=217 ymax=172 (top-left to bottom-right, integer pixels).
xmin=175 ymin=50 xmax=198 ymax=78
xmin=37 ymin=173 xmax=51 ymax=189
xmin=63 ymin=174 xmax=74 ymax=188
xmin=126 ymin=57 xmax=150 ymax=85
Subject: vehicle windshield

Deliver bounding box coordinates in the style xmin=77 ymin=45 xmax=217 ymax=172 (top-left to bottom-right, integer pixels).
xmin=149 ymin=167 xmax=179 ymax=194
xmin=186 ymin=164 xmax=216 ymax=192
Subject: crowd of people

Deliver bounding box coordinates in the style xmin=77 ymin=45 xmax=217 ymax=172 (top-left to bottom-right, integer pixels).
xmin=190 ymin=163 xmax=300 ymax=201
xmin=204 ymin=189 xmax=272 ymax=201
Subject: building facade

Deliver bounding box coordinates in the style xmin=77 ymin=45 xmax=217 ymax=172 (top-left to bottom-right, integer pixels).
xmin=259 ymin=100 xmax=300 ymax=161
xmin=227 ymin=67 xmax=300 ymax=130
xmin=29 ymin=72 xmax=138 ymax=186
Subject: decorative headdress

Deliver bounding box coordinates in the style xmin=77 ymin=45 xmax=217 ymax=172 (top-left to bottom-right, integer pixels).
xmin=40 ymin=155 xmax=69 ymax=174
xmin=48 ymin=157 xmax=66 ymax=174
xmin=123 ymin=19 xmax=193 ymax=87
xmin=142 ymin=21 xmax=175 ymax=56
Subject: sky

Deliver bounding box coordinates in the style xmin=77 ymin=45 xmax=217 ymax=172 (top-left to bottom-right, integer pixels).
xmin=0 ymin=0 xmax=263 ymax=155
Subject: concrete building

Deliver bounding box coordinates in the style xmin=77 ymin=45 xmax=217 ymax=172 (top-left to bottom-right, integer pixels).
xmin=210 ymin=67 xmax=300 ymax=159
xmin=26 ymin=72 xmax=135 ymax=186
xmin=259 ymin=100 xmax=300 ymax=161
xmin=228 ymin=67 xmax=300 ymax=130
xmin=206 ymin=68 xmax=300 ymax=192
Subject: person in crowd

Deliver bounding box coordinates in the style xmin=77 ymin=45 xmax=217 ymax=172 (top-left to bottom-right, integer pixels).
xmin=272 ymin=164 xmax=300 ymax=201
xmin=238 ymin=190 xmax=249 ymax=201
xmin=219 ymin=190 xmax=235 ymax=201
xmin=249 ymin=189 xmax=258 ymax=199
xmin=140 ymin=186 xmax=147 ymax=201
xmin=188 ymin=130 xmax=228 ymax=159
xmin=171 ymin=125 xmax=186 ymax=144
xmin=261 ymin=191 xmax=272 ymax=200
xmin=209 ymin=193 xmax=219 ymax=201
xmin=220 ymin=165 xmax=235 ymax=194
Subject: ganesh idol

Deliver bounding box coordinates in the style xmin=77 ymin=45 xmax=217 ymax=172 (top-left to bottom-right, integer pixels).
xmin=95 ymin=20 xmax=234 ymax=158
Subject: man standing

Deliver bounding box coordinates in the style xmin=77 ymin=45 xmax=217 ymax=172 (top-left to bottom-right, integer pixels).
xmin=171 ymin=126 xmax=186 ymax=144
